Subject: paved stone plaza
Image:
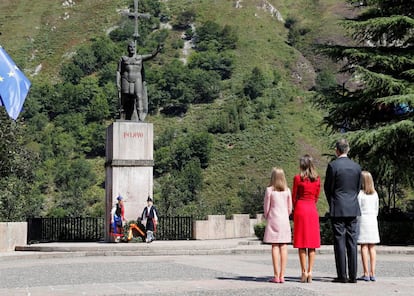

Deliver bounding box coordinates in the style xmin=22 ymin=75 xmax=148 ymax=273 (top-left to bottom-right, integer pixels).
xmin=0 ymin=240 xmax=413 ymax=296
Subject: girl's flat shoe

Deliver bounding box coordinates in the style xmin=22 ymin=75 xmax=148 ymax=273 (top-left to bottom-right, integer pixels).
xmin=307 ymin=272 xmax=312 ymax=283
xmin=370 ymin=276 xmax=376 ymax=281
xmin=269 ymin=277 xmax=280 ymax=283
xmin=279 ymin=277 xmax=285 ymax=283
xmin=357 ymin=275 xmax=370 ymax=281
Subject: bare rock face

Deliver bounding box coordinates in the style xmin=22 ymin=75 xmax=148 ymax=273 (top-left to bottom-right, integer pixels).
xmin=257 ymin=0 xmax=284 ymax=22
xmin=291 ymin=53 xmax=317 ymax=91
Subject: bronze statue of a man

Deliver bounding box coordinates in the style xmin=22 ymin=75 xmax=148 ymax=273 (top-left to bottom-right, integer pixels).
xmin=117 ymin=42 xmax=161 ymax=121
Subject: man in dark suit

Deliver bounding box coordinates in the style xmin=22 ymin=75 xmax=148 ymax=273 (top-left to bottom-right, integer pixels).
xmin=324 ymin=138 xmax=361 ymax=283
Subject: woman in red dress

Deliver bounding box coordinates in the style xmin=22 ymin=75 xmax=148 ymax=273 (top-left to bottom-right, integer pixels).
xmin=292 ymin=154 xmax=321 ymax=283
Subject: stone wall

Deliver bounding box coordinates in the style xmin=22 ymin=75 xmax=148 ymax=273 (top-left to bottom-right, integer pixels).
xmin=193 ymin=214 xmax=265 ymax=240
xmin=0 ymin=215 xmax=266 ymax=248
xmin=0 ymin=222 xmax=27 ymax=252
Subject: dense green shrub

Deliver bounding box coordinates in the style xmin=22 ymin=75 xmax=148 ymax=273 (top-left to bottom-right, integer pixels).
xmin=318 ymin=218 xmax=414 ymax=245
xmin=207 ymin=114 xmax=229 ymax=134
xmin=190 ymin=69 xmax=221 ymax=103
xmin=255 ymin=218 xmax=414 ymax=246
xmin=378 ymin=220 xmax=414 ymax=246
xmin=319 ymin=218 xmax=333 ymax=245
xmin=194 ymin=21 xmax=237 ymax=51
xmin=188 ymin=51 xmax=234 ymax=80
xmin=254 ymin=221 xmax=266 ymax=241
xmin=284 ymin=16 xmax=297 ymax=29
xmin=243 ymin=67 xmax=267 ymax=100
xmin=207 ymin=100 xmax=247 ymax=134
xmin=239 ymin=184 xmax=265 ymax=218
xmin=172 ymin=9 xmax=196 ymax=29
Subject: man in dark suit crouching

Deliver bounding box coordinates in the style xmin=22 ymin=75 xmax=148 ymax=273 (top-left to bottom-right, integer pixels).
xmin=324 ymin=138 xmax=361 ymax=283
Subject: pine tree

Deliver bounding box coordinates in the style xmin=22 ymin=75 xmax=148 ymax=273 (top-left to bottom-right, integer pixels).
xmin=317 ymin=0 xmax=414 ymax=212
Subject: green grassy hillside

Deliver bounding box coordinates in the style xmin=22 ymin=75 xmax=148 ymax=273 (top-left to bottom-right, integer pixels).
xmin=0 ymin=0 xmax=347 ymax=217
xmin=0 ymin=0 xmax=121 ymax=79
xmin=151 ymin=0 xmax=334 ymax=215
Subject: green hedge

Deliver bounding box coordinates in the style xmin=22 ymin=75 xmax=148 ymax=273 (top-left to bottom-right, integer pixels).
xmin=254 ymin=218 xmax=414 ymax=246
xmin=378 ymin=220 xmax=414 ymax=245
xmin=254 ymin=221 xmax=266 ymax=240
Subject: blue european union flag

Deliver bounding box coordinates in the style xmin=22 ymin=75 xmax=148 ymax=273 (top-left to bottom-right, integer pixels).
xmin=0 ymin=45 xmax=31 ymax=120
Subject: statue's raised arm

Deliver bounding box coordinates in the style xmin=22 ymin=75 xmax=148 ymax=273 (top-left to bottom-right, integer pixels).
xmin=142 ymin=43 xmax=163 ymax=61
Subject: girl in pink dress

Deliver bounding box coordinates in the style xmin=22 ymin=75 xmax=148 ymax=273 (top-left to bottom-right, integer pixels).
xmin=292 ymin=154 xmax=320 ymax=283
xmin=263 ymin=167 xmax=293 ymax=283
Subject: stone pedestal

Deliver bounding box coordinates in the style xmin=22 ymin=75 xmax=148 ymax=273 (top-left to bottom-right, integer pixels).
xmin=105 ymin=121 xmax=153 ymax=241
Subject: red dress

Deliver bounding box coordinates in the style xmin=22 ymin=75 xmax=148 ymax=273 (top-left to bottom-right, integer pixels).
xmin=292 ymin=175 xmax=321 ymax=248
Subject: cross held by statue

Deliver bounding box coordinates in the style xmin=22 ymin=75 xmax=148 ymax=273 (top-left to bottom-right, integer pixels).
xmin=123 ymin=0 xmax=151 ymax=52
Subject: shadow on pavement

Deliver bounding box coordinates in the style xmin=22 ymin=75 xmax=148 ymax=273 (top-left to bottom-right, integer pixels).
xmin=217 ymin=275 xmax=338 ymax=284
xmin=217 ymin=276 xmax=271 ymax=283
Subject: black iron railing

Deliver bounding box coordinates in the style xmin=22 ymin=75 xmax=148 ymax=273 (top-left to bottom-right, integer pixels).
xmin=27 ymin=216 xmax=193 ymax=244
xmin=157 ymin=216 xmax=193 ymax=240
xmin=27 ymin=217 xmax=105 ymax=243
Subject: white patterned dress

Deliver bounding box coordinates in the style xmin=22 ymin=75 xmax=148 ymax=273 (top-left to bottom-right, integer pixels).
xmin=357 ymin=191 xmax=380 ymax=244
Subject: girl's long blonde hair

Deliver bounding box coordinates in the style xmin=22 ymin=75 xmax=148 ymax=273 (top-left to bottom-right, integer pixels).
xmin=269 ymin=167 xmax=288 ymax=191
xmin=361 ymin=171 xmax=376 ymax=194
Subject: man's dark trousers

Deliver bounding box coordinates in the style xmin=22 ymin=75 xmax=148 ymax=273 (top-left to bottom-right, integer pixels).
xmin=331 ymin=216 xmax=358 ymax=281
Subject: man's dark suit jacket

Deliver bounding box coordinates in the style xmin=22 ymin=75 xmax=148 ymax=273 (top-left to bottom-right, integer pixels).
xmin=324 ymin=156 xmax=362 ymax=217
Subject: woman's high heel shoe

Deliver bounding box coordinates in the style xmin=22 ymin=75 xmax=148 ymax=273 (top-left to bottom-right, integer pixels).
xmin=301 ymin=272 xmax=308 ymax=283
xmin=307 ymin=272 xmax=312 ymax=283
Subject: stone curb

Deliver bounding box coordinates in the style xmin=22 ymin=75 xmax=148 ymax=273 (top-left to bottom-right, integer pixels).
xmin=1 ymin=239 xmax=413 ymax=262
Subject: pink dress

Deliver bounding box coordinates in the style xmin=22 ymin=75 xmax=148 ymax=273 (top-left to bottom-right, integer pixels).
xmin=263 ymin=186 xmax=293 ymax=243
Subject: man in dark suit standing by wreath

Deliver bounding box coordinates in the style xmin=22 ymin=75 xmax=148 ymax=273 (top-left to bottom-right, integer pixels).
xmin=324 ymin=138 xmax=361 ymax=283
xmin=140 ymin=196 xmax=158 ymax=243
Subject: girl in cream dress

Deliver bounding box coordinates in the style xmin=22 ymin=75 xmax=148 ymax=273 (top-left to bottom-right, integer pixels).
xmin=357 ymin=171 xmax=380 ymax=281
